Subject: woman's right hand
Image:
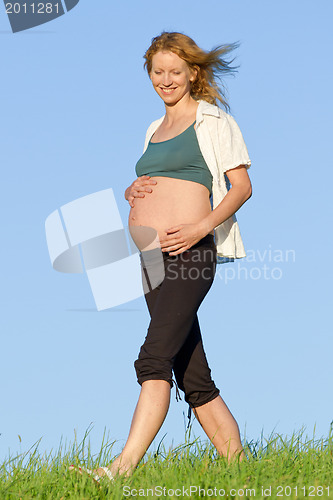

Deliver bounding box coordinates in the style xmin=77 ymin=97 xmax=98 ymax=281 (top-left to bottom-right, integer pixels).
xmin=125 ymin=176 xmax=157 ymax=208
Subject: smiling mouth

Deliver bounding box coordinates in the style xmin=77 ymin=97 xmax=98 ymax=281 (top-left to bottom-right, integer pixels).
xmin=160 ymin=88 xmax=177 ymax=93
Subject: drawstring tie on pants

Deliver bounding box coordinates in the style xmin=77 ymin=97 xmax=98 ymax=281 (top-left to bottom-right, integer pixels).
xmin=172 ymin=377 xmax=192 ymax=430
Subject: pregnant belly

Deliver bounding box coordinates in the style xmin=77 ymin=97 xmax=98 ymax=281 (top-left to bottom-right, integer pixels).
xmin=128 ymin=176 xmax=214 ymax=251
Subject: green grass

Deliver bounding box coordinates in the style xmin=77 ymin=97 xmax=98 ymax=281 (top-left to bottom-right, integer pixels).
xmin=1 ymin=425 xmax=332 ymax=499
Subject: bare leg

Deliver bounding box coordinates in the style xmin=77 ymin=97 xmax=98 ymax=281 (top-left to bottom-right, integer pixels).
xmin=96 ymin=380 xmax=170 ymax=478
xmin=192 ymin=395 xmax=245 ymax=462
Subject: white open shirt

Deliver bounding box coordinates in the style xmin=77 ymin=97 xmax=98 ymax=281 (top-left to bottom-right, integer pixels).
xmin=142 ymin=99 xmax=252 ymax=264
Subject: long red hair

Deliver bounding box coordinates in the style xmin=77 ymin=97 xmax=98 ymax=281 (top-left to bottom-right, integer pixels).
xmin=144 ymin=31 xmax=239 ymax=112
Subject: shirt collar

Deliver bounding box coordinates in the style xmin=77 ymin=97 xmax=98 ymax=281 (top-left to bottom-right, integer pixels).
xmin=196 ymin=99 xmax=220 ymax=124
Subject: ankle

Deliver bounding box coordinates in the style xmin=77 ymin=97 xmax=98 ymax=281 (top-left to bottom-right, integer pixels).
xmin=218 ymin=446 xmax=244 ymax=462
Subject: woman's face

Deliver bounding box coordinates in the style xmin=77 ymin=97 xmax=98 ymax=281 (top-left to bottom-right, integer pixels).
xmin=150 ymin=50 xmax=195 ymax=105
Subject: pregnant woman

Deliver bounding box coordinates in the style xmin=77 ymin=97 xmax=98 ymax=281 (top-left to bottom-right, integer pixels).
xmin=72 ymin=31 xmax=252 ymax=482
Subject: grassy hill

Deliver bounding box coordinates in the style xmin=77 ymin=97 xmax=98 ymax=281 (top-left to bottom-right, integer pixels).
xmin=1 ymin=426 xmax=332 ymax=499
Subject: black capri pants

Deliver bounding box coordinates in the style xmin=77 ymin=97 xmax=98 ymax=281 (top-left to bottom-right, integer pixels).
xmin=134 ymin=233 xmax=220 ymax=409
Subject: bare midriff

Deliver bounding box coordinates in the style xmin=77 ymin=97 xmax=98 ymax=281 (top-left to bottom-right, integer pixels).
xmin=128 ymin=176 xmax=214 ymax=251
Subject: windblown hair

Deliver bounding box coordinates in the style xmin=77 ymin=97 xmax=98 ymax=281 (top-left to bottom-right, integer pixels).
xmin=143 ymin=31 xmax=239 ymax=112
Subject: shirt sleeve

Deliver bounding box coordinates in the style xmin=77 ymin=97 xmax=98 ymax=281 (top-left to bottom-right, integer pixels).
xmin=143 ymin=118 xmax=163 ymax=153
xmin=143 ymin=124 xmax=153 ymax=153
xmin=218 ymin=113 xmax=251 ymax=173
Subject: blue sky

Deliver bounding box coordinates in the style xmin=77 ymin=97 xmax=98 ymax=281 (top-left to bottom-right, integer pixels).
xmin=1 ymin=0 xmax=332 ymax=462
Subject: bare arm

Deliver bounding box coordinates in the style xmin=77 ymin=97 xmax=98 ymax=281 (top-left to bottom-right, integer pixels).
xmin=198 ymin=166 xmax=252 ymax=235
xmin=158 ymin=166 xmax=252 ymax=255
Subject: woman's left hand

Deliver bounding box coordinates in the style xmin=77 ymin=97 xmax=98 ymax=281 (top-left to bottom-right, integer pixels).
xmin=159 ymin=223 xmax=208 ymax=255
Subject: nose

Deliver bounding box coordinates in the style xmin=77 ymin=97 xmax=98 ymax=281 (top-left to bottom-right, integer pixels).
xmin=161 ymin=74 xmax=172 ymax=86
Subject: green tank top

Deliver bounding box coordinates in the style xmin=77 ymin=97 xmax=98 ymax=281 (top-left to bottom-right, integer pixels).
xmin=135 ymin=121 xmax=213 ymax=196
